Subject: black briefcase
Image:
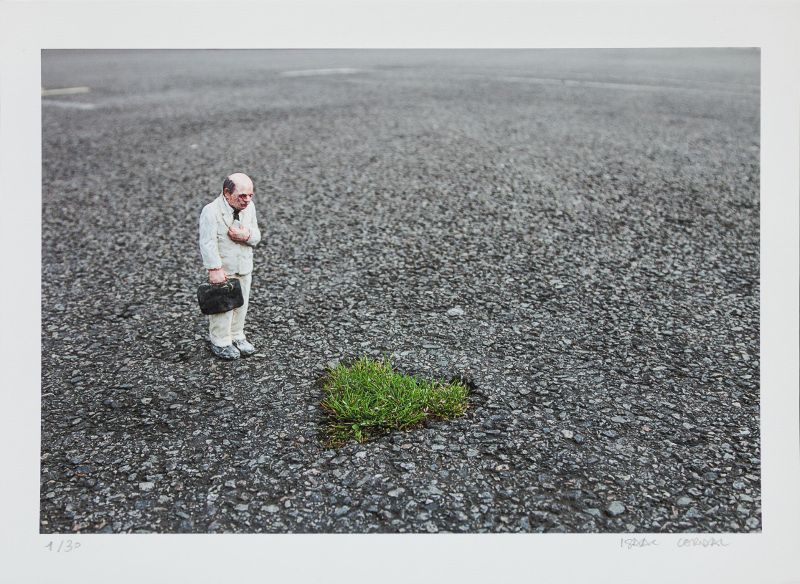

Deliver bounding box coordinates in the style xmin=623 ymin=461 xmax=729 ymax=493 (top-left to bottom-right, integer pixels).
xmin=197 ymin=279 xmax=244 ymax=315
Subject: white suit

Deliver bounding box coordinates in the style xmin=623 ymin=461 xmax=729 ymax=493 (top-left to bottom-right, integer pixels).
xmin=199 ymin=193 xmax=261 ymax=347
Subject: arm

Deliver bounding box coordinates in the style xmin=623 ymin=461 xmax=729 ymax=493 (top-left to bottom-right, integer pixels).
xmin=245 ymin=204 xmax=261 ymax=247
xmin=199 ymin=206 xmax=225 ymax=282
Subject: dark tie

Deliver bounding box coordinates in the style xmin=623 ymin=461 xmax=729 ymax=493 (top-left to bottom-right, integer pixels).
xmin=233 ymin=210 xmax=240 ymax=221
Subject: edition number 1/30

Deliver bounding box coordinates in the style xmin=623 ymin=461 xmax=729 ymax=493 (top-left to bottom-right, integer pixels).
xmin=45 ymin=540 xmax=81 ymax=552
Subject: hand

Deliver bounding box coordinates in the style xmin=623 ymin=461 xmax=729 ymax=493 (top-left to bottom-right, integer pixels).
xmin=208 ymin=268 xmax=227 ymax=284
xmin=228 ymin=225 xmax=251 ymax=242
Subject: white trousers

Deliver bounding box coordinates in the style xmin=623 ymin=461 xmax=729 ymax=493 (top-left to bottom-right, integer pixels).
xmin=208 ymin=273 xmax=252 ymax=347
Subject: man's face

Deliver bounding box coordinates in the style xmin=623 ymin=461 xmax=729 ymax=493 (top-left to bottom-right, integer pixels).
xmin=224 ymin=180 xmax=254 ymax=211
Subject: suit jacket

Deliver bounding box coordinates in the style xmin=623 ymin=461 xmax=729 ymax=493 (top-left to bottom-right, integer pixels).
xmin=199 ymin=193 xmax=261 ymax=276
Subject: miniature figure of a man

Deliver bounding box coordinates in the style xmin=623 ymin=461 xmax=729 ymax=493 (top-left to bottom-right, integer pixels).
xmin=199 ymin=173 xmax=261 ymax=360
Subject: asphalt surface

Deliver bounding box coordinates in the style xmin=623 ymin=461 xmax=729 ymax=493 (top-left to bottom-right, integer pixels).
xmin=40 ymin=49 xmax=761 ymax=534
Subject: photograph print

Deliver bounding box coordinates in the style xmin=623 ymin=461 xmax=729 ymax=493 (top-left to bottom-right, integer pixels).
xmin=40 ymin=48 xmax=760 ymax=534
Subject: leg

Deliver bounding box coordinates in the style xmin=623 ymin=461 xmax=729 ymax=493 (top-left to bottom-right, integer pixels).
xmin=230 ymin=273 xmax=252 ymax=342
xmin=208 ymin=309 xmax=233 ymax=347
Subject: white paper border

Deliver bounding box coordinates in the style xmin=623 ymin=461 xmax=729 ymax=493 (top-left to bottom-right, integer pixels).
xmin=1 ymin=2 xmax=797 ymax=583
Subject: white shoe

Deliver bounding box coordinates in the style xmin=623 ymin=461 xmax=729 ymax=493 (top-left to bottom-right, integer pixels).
xmin=233 ymin=339 xmax=255 ymax=357
xmin=210 ymin=343 xmax=240 ymax=360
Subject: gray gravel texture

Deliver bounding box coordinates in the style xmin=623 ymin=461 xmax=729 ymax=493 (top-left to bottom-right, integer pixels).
xmin=40 ymin=49 xmax=761 ymax=534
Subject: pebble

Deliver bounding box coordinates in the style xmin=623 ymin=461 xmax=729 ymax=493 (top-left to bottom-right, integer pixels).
xmin=684 ymin=508 xmax=703 ymax=519
xmin=606 ymin=502 xmax=626 ymax=517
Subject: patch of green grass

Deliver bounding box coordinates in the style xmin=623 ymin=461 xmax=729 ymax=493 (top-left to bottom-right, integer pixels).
xmin=320 ymin=355 xmax=470 ymax=447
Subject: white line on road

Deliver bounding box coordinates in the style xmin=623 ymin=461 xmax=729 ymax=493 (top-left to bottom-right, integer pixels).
xmin=279 ymin=68 xmax=360 ymax=78
xmin=473 ymin=75 xmax=758 ymax=95
xmin=41 ymin=86 xmax=91 ymax=96
xmin=42 ymin=100 xmax=96 ymax=110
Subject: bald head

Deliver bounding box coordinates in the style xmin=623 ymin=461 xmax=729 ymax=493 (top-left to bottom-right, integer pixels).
xmin=222 ymin=173 xmax=254 ymax=211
